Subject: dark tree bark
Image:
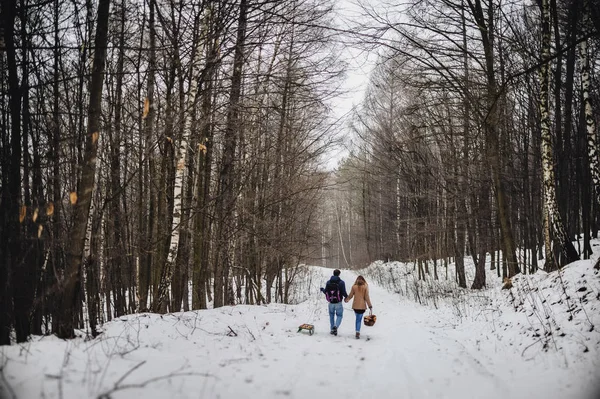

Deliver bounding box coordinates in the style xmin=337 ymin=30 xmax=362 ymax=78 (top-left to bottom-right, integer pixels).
xmin=580 ymin=2 xmax=599 ymax=263
xmin=47 ymin=0 xmax=66 ymax=336
xmin=1 ymin=0 xmax=22 ymax=345
xmin=58 ymin=0 xmax=111 ymax=339
xmin=472 ymin=182 xmax=490 ymax=289
xmin=214 ymin=0 xmax=248 ymax=308
xmin=85 ymin=211 xmax=102 ymax=337
xmin=467 ymin=0 xmax=521 ymax=277
xmin=193 ymin=24 xmax=219 ymax=309
xmin=12 ymin=0 xmax=37 ymax=343
xmin=107 ymin=0 xmax=129 ymax=318
xmin=137 ymin=0 xmax=157 ymax=313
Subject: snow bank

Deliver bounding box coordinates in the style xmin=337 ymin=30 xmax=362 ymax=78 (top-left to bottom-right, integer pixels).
xmin=359 ymin=248 xmax=600 ymax=398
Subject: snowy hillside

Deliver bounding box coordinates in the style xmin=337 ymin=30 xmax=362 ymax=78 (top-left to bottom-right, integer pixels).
xmin=362 ymin=247 xmax=600 ymax=361
xmin=1 ymin=260 xmax=599 ymax=399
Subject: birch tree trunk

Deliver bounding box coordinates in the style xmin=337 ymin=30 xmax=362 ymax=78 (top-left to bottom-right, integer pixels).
xmin=539 ymin=0 xmax=579 ymax=269
xmin=151 ymin=30 xmax=204 ymax=313
xmin=551 ymin=0 xmax=568 ymax=233
xmin=58 ymin=0 xmax=110 ymax=339
xmin=581 ymin=4 xmax=600 ymax=269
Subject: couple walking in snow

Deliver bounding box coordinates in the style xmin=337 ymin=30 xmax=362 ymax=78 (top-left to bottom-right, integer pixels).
xmin=321 ymin=269 xmax=373 ymax=339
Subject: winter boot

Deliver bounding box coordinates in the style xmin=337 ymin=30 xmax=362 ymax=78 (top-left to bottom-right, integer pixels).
xmin=355 ymin=332 xmax=360 ymax=339
xmin=332 ymin=326 xmax=338 ymax=336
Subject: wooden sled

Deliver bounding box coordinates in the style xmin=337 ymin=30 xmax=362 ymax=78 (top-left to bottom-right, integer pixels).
xmin=297 ymin=323 xmax=314 ymax=335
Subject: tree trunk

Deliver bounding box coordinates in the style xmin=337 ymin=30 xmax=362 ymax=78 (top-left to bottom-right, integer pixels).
xmin=14 ymin=0 xmax=36 ymax=343
xmin=468 ymin=0 xmax=520 ymax=277
xmin=193 ymin=79 xmax=215 ymax=310
xmin=539 ymin=0 xmax=579 ymax=269
xmin=472 ymin=182 xmax=489 ymax=289
xmin=193 ymin=18 xmax=222 ymax=310
xmin=109 ymin=0 xmax=128 ymax=318
xmin=213 ymin=0 xmax=248 ymax=308
xmin=1 ymin=0 xmax=22 ymax=344
xmin=151 ymin=24 xmax=204 ymax=312
xmin=551 ymin=0 xmax=569 ymax=237
xmin=58 ymin=0 xmax=110 ymax=339
xmin=137 ymin=0 xmax=157 ymax=312
xmin=581 ymin=38 xmax=600 ymax=214
xmin=85 ymin=211 xmax=101 ymax=337
xmin=171 ymin=155 xmax=195 ymax=312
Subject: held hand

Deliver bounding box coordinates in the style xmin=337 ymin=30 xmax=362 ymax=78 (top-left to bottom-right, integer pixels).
xmin=344 ymin=298 xmax=349 ymax=303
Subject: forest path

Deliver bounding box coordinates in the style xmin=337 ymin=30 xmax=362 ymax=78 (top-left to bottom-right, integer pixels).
xmin=209 ymin=268 xmax=591 ymax=399
xmin=193 ymin=269 xmax=521 ymax=399
xmin=261 ymin=269 xmax=511 ymax=399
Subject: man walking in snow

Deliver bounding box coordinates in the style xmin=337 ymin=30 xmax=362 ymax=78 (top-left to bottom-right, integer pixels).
xmin=321 ymin=269 xmax=348 ymax=335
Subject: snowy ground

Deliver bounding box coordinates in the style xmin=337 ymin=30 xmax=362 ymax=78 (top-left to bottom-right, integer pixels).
xmin=1 ymin=262 xmax=599 ymax=399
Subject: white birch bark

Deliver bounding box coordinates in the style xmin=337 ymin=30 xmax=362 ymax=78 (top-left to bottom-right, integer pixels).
xmin=580 ymin=7 xmax=600 ymax=270
xmin=539 ymin=0 xmax=578 ymax=266
xmin=152 ymin=39 xmax=204 ymax=312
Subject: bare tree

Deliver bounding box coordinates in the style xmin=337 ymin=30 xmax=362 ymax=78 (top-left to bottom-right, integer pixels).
xmin=538 ymin=0 xmax=579 ymax=270
xmin=58 ymin=0 xmax=111 ymax=339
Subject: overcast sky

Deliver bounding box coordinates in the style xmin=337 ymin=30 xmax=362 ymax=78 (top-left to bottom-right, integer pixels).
xmin=324 ymin=0 xmax=379 ymax=170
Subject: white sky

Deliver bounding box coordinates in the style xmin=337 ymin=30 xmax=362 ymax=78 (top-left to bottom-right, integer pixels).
xmin=323 ymin=0 xmax=379 ymax=170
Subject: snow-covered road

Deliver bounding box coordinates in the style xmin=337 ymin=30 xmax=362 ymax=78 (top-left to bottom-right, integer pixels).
xmin=1 ymin=266 xmax=599 ymax=399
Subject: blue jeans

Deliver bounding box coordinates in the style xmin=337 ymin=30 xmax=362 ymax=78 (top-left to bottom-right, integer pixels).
xmin=328 ymin=302 xmax=343 ymax=330
xmin=355 ymin=312 xmax=364 ymax=332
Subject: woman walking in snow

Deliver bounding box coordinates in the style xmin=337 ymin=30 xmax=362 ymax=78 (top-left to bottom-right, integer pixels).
xmin=344 ymin=276 xmax=372 ymax=339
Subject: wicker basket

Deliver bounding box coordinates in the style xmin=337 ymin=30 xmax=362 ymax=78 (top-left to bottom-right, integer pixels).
xmin=363 ymin=311 xmax=376 ymax=327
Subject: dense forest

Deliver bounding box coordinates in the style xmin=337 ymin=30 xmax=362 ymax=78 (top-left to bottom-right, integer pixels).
xmin=0 ymin=0 xmax=599 ymax=344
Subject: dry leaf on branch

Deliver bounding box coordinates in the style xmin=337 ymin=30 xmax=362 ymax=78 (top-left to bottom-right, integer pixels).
xmin=19 ymin=206 xmax=26 ymax=223
xmin=198 ymin=143 xmax=207 ymax=154
xmin=92 ymin=131 xmax=99 ymax=144
xmin=46 ymin=202 xmax=54 ymax=216
xmin=70 ymin=192 xmax=78 ymax=205
xmin=142 ymin=98 xmax=150 ymax=119
xmin=38 ymin=224 xmax=43 ymax=238
xmin=33 ymin=208 xmax=39 ymax=222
